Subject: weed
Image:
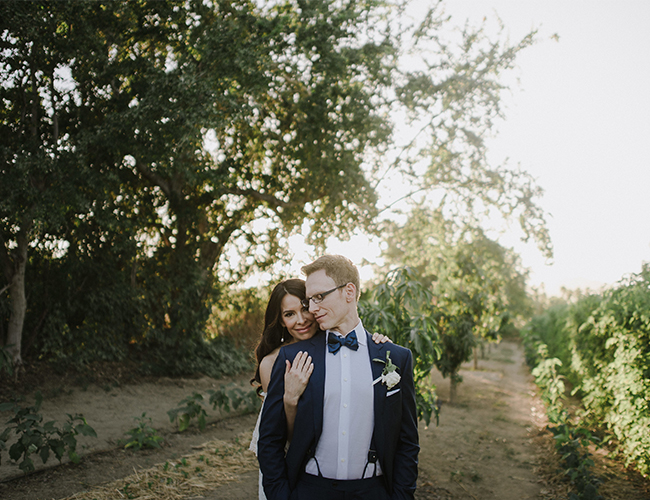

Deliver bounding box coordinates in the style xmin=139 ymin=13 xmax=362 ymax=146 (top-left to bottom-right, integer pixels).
xmin=0 ymin=392 xmax=97 ymax=473
xmin=207 ymin=384 xmax=260 ymax=414
xmin=0 ymin=345 xmax=13 ymax=376
xmin=450 ymin=470 xmax=464 ymax=481
xmin=167 ymin=392 xmax=208 ymax=432
xmin=121 ymin=413 xmax=163 ymax=451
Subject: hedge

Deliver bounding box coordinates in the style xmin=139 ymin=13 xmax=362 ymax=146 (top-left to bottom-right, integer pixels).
xmin=522 ymin=264 xmax=650 ymax=477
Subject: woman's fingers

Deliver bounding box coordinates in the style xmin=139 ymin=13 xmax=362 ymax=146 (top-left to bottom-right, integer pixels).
xmin=292 ymin=351 xmax=312 ymax=373
xmin=371 ymin=332 xmax=393 ymax=343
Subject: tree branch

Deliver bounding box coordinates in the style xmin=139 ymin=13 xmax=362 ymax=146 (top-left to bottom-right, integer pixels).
xmin=135 ymin=162 xmax=171 ymax=197
xmin=226 ymin=188 xmax=290 ymax=209
xmin=0 ymin=232 xmax=14 ymax=282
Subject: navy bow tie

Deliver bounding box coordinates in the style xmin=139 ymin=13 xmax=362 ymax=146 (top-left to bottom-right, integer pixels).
xmin=327 ymin=330 xmax=359 ymax=354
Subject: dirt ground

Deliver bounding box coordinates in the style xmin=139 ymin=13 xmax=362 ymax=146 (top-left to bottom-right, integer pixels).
xmin=1 ymin=340 xmax=648 ymax=500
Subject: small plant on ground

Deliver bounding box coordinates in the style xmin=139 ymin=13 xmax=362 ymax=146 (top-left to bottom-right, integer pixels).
xmin=121 ymin=413 xmax=163 ymax=450
xmin=0 ymin=391 xmax=97 ymax=473
xmin=548 ymin=422 xmax=602 ymax=500
xmin=0 ymin=344 xmax=13 ymax=376
xmin=167 ymin=392 xmax=208 ymax=432
xmin=207 ymin=384 xmax=260 ymax=414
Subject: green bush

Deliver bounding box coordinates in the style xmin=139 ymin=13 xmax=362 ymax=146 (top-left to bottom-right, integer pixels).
xmin=528 ymin=344 xmax=602 ymax=499
xmin=208 ymin=384 xmax=260 ymax=414
xmin=522 ymin=264 xmax=650 ymax=477
xmin=121 ymin=413 xmax=163 ymax=450
xmin=360 ymin=267 xmax=440 ymax=426
xmin=141 ymin=336 xmax=252 ymax=379
xmin=0 ymin=392 xmax=97 ymax=473
xmin=167 ymin=392 xmax=209 ymax=432
xmin=167 ymin=385 xmax=261 ymax=433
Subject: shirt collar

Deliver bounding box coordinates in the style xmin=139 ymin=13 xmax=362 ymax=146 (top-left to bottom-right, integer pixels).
xmin=326 ymin=320 xmax=366 ymax=346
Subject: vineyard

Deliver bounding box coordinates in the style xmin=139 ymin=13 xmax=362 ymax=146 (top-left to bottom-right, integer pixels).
xmin=523 ymin=263 xmax=650 ymax=497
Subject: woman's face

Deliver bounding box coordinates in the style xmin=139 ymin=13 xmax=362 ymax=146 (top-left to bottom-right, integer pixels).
xmin=280 ymin=293 xmax=318 ymax=343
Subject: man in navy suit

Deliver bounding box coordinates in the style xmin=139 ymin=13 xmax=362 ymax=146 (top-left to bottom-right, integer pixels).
xmin=258 ymin=255 xmax=419 ymax=500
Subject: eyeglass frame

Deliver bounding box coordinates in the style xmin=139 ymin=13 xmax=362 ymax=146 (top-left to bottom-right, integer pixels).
xmin=301 ymin=283 xmax=348 ymax=309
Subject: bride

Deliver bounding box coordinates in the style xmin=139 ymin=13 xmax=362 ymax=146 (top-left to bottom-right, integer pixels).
xmin=250 ymin=278 xmax=389 ymax=499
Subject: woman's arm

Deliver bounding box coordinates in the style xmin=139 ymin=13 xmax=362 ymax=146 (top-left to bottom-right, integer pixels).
xmin=283 ymin=351 xmax=313 ymax=442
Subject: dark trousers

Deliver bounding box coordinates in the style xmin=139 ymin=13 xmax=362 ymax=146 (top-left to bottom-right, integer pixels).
xmin=290 ymin=473 xmax=390 ymax=500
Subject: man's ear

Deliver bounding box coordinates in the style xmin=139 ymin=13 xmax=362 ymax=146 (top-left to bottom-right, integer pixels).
xmin=345 ymin=283 xmax=357 ymax=302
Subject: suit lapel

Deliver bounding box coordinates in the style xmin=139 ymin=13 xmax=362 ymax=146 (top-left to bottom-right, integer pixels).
xmin=310 ymin=330 xmax=326 ymax=440
xmin=367 ymin=330 xmax=387 ymax=427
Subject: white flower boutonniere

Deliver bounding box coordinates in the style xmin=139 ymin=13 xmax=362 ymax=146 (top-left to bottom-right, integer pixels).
xmin=373 ymin=350 xmax=401 ymax=390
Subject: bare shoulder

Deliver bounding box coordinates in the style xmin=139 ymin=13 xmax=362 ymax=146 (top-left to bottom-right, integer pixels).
xmin=259 ymin=347 xmax=282 ymax=392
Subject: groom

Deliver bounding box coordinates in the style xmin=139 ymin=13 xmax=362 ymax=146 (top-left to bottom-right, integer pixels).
xmin=258 ymin=255 xmax=419 ymax=500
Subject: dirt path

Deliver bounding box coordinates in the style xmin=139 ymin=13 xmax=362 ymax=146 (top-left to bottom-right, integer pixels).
xmin=417 ymin=340 xmax=547 ymax=500
xmin=0 ymin=340 xmax=570 ymax=499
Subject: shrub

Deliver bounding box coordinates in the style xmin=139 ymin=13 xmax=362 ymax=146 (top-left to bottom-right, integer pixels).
xmin=0 ymin=392 xmax=97 ymax=473
xmin=167 ymin=392 xmax=208 ymax=432
xmin=522 ymin=264 xmax=650 ymax=478
xmin=121 ymin=413 xmax=163 ymax=450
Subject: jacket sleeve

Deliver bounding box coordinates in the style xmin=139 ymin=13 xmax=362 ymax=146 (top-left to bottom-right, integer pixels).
xmin=391 ymin=349 xmax=420 ymax=500
xmin=257 ymin=347 xmax=291 ymax=500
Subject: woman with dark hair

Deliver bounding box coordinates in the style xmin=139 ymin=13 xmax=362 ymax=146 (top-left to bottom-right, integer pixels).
xmin=249 ymin=278 xmax=389 ymax=500
xmin=252 ymin=279 xmax=314 ymax=397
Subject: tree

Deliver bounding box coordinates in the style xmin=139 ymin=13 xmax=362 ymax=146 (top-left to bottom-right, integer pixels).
xmin=381 ymin=207 xmax=531 ymax=402
xmin=0 ymin=1 xmax=94 ymax=366
xmin=1 ymin=0 xmax=549 ymax=371
xmin=360 ymin=266 xmax=441 ymax=425
xmin=396 ymin=7 xmax=552 ymax=258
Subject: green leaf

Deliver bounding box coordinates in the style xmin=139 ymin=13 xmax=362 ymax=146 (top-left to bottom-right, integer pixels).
xmin=39 ymin=445 xmax=50 ymax=464
xmin=178 ymin=414 xmax=190 ymax=433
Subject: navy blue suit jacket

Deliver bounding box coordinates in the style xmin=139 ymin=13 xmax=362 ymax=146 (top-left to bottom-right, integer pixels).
xmin=257 ymin=330 xmax=419 ymax=500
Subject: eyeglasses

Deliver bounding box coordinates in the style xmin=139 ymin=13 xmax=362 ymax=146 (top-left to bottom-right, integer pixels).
xmin=301 ymin=284 xmax=347 ymax=308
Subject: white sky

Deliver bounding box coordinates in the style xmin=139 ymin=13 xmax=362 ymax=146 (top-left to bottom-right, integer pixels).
xmin=441 ymin=0 xmax=650 ymax=295
xmin=257 ymin=1 xmax=650 ymax=297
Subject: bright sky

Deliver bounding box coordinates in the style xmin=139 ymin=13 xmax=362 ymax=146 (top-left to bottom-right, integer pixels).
xmin=262 ymin=1 xmax=650 ymax=297
xmin=441 ymin=0 xmax=650 ymax=295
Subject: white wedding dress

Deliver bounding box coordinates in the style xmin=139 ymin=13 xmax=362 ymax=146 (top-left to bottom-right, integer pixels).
xmin=249 ymin=393 xmax=267 ymax=500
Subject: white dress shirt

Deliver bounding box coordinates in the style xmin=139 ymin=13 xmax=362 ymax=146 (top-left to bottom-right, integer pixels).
xmin=305 ymin=320 xmax=382 ymax=479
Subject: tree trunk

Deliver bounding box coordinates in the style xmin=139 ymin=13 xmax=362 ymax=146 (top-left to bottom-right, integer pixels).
xmin=1 ymin=218 xmax=32 ymax=368
xmin=6 ymin=266 xmax=27 ymax=367
xmin=473 ymin=346 xmax=478 ymax=370
xmin=450 ymin=371 xmax=458 ymax=404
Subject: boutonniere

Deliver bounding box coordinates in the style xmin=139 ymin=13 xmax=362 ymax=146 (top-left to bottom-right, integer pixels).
xmin=373 ymin=350 xmax=401 ymax=390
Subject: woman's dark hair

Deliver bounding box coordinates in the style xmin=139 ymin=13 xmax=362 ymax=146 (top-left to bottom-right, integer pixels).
xmin=251 ymin=279 xmax=307 ymax=394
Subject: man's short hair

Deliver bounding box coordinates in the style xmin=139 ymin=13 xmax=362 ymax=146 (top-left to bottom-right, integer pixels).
xmin=302 ymin=255 xmax=361 ymax=300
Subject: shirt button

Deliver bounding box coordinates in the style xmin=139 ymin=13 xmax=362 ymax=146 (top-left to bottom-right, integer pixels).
xmin=344 ymin=353 xmax=347 ymax=358
xmin=342 ymin=431 xmax=346 ymax=436
xmin=344 ymin=378 xmax=348 ymax=382
xmin=341 ymin=458 xmax=345 ymax=463
xmin=343 ymin=403 xmax=348 ymax=408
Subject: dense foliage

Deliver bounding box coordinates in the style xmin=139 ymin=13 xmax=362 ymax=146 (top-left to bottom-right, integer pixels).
xmin=380 ymin=208 xmax=531 ymax=401
xmin=522 ymin=263 xmax=650 ymax=477
xmin=0 ymin=392 xmax=97 ymax=473
xmin=1 ymin=0 xmax=548 ymax=376
xmin=360 ymin=267 xmax=440 ymax=425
